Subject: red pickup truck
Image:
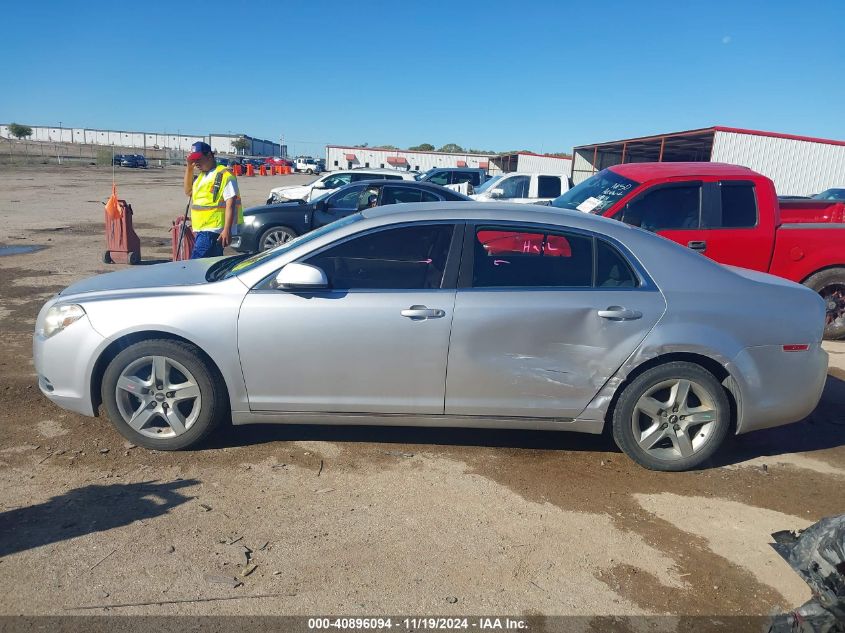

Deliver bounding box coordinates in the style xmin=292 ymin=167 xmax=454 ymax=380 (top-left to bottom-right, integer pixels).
xmin=551 ymin=163 xmax=845 ymax=339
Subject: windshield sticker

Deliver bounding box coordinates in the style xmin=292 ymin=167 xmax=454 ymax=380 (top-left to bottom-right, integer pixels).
xmin=576 ymin=196 xmax=602 ymax=212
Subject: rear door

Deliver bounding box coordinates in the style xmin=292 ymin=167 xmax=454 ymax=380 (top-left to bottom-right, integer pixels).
xmin=696 ymin=180 xmax=774 ymax=271
xmin=445 ymin=224 xmax=666 ymax=418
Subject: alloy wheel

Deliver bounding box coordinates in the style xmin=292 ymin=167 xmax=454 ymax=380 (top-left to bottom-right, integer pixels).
xmin=262 ymin=229 xmax=294 ymax=250
xmin=114 ymin=355 xmax=201 ymax=439
xmin=631 ymin=378 xmax=717 ymax=461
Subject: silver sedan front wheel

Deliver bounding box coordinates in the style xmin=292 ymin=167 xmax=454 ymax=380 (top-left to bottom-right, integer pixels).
xmin=115 ymin=355 xmax=201 ymax=439
xmin=612 ymin=362 xmax=730 ymax=471
xmin=102 ymin=339 xmax=226 ymax=450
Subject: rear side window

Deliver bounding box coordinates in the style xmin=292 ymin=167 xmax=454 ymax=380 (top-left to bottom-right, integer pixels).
xmin=453 ymin=171 xmax=481 ymax=186
xmin=537 ymin=176 xmax=562 ymax=198
xmin=384 ymin=174 xmax=403 ymax=181
xmin=305 ymin=224 xmax=454 ymax=290
xmin=596 ymin=240 xmax=638 ymax=288
xmin=473 ymin=228 xmax=592 ymax=288
xmin=622 ymin=183 xmax=702 ymax=231
xmin=382 ymin=187 xmax=423 ymax=204
xmin=718 ymin=181 xmax=757 ymax=228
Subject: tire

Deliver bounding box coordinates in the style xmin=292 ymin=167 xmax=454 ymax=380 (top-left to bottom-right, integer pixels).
xmin=306 ymin=169 xmax=314 ymax=175
xmin=611 ymin=361 xmax=730 ymax=471
xmin=259 ymin=226 xmax=297 ymax=251
xmin=804 ymin=268 xmax=845 ymax=340
xmin=103 ymin=251 xmax=113 ymax=264
xmin=128 ymin=251 xmax=141 ymax=265
xmin=101 ymin=339 xmax=227 ymax=450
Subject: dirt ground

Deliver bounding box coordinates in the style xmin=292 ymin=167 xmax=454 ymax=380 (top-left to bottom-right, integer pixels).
xmin=0 ymin=165 xmax=843 ymax=621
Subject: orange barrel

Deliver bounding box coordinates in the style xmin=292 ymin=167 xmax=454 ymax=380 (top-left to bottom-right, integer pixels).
xmin=259 ymin=165 xmax=267 ymax=176
xmin=275 ymin=165 xmax=283 ymax=175
xmin=246 ymin=164 xmax=255 ymax=177
xmin=283 ymin=166 xmax=291 ymax=175
xmin=233 ymin=164 xmax=242 ymax=176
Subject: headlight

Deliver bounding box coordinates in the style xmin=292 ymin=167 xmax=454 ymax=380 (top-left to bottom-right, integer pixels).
xmin=43 ymin=304 xmax=86 ymax=338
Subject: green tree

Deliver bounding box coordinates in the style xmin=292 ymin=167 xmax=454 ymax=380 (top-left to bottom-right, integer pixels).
xmin=437 ymin=143 xmax=464 ymax=153
xmin=8 ymin=123 xmax=33 ymax=140
xmin=374 ymin=144 xmax=398 ymax=149
xmin=409 ymin=143 xmax=435 ymax=151
xmin=232 ymin=137 xmax=250 ymax=154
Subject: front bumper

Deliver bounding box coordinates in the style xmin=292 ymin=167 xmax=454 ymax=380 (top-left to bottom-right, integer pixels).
xmin=728 ymin=343 xmax=828 ymax=434
xmin=33 ymin=313 xmax=106 ymax=417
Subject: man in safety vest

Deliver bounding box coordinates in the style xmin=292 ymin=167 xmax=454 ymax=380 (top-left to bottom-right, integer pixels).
xmin=183 ymin=141 xmax=244 ymax=258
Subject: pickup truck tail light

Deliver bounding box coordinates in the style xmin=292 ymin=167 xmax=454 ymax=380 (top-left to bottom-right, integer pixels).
xmin=782 ymin=344 xmax=810 ymax=352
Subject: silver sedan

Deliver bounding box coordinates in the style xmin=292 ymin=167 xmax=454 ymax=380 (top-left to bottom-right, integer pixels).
xmin=33 ymin=203 xmax=828 ymax=471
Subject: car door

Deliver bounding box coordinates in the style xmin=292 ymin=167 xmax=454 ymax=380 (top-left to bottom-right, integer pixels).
xmin=238 ymin=222 xmax=463 ymax=414
xmin=445 ymin=223 xmax=666 ymax=418
xmin=615 ymin=181 xmax=705 ymax=253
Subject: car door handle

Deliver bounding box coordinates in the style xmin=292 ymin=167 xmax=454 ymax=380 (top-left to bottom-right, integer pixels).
xmin=597 ymin=306 xmax=642 ymax=321
xmin=401 ymin=305 xmax=446 ymax=320
xmin=688 ymin=240 xmax=707 ymax=253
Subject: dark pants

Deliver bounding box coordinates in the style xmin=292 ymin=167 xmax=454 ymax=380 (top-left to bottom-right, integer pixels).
xmin=191 ymin=231 xmax=224 ymax=259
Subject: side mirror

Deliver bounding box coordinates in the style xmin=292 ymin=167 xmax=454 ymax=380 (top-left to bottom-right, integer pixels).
xmin=274 ymin=263 xmax=328 ymax=290
xmin=312 ymin=181 xmax=326 ymax=189
xmin=490 ymin=187 xmax=505 ymax=198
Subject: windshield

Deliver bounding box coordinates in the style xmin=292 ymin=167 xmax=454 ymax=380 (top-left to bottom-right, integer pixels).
xmin=551 ymin=169 xmax=638 ymax=213
xmin=223 ymin=213 xmax=364 ymax=279
xmin=474 ymin=174 xmax=506 ymax=194
xmin=415 ymin=168 xmax=437 ymax=182
xmin=812 ymin=189 xmax=845 ymax=201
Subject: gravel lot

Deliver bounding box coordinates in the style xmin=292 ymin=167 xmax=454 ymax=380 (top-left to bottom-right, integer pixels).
xmin=0 ymin=165 xmax=843 ymax=619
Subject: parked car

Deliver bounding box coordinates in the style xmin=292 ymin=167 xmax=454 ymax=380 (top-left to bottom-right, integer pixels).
xmin=267 ymin=169 xmax=417 ymax=204
xmin=234 ymin=181 xmax=470 ymax=253
xmin=34 ymin=203 xmax=828 ymax=471
xmin=120 ymin=155 xmax=141 ymax=168
xmin=265 ymin=157 xmax=293 ymax=167
xmin=812 ymin=188 xmax=845 ymax=201
xmin=133 ymin=154 xmax=147 ymax=168
xmin=470 ymin=172 xmax=570 ymax=204
xmin=416 ymin=168 xmax=490 ymax=188
xmin=550 ymin=162 xmax=845 ymax=338
xmin=112 ymin=154 xmax=126 ymax=166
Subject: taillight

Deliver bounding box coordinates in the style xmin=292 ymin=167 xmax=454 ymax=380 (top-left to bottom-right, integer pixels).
xmin=782 ymin=344 xmax=810 ymax=352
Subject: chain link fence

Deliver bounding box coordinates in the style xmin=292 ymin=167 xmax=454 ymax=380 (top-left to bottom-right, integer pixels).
xmin=0 ymin=138 xmax=186 ymax=167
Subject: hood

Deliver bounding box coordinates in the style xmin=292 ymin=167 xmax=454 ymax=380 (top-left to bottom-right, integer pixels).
xmin=270 ymin=183 xmax=311 ymax=196
xmin=245 ymin=200 xmax=307 ymax=216
xmin=59 ymin=258 xmax=220 ymax=297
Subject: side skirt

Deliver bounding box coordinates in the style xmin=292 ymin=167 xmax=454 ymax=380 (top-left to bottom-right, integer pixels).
xmin=230 ymin=410 xmax=604 ymax=434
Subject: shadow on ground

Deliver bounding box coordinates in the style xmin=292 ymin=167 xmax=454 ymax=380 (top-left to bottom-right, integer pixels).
xmin=206 ymin=375 xmax=845 ymax=471
xmin=0 ymin=479 xmax=198 ymax=557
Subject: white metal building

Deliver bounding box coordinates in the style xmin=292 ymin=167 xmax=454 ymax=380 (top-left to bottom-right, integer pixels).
xmin=492 ymin=152 xmax=572 ymax=177
xmin=326 ymin=146 xmax=500 ymax=174
xmin=571 ymin=126 xmax=845 ymax=196
xmin=0 ymin=124 xmax=284 ymax=156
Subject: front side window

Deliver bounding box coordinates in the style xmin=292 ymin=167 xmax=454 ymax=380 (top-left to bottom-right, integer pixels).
xmin=622 ymin=184 xmax=702 ymax=232
xmin=473 ymin=228 xmax=592 ymax=288
xmin=305 ymin=224 xmax=454 ymax=290
xmin=717 ymin=181 xmax=757 ymax=228
xmin=327 ymin=184 xmax=367 ymax=209
xmin=498 ymin=175 xmax=531 ymax=198
xmin=537 ymin=176 xmax=562 ymax=198
xmin=427 ymin=171 xmax=449 ymax=186
xmin=322 ymin=174 xmax=352 ymax=189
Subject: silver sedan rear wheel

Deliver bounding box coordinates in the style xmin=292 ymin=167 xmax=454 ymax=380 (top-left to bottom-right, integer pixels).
xmin=612 ymin=361 xmax=730 ymax=471
xmin=631 ymin=378 xmax=717 ymax=461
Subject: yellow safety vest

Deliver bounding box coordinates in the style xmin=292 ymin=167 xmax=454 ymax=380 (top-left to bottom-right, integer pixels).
xmin=191 ymin=164 xmax=244 ymax=232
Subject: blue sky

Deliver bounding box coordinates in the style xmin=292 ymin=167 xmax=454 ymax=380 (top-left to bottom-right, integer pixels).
xmin=2 ymin=0 xmax=843 ymax=156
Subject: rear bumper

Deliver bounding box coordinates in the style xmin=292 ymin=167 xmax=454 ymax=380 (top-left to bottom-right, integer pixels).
xmin=728 ymin=343 xmax=828 ymax=434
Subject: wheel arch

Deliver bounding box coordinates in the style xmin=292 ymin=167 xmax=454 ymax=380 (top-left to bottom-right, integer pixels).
xmin=800 ymin=264 xmax=845 ymax=285
xmin=90 ymin=330 xmax=230 ymax=416
xmin=602 ymin=352 xmax=739 ymax=436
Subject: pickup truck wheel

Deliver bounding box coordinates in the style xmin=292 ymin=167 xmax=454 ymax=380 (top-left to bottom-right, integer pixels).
xmin=259 ymin=226 xmax=297 ymax=252
xmin=306 ymin=168 xmax=314 ymax=175
xmin=805 ymin=268 xmax=845 ymax=340
xmin=612 ymin=362 xmax=730 ymax=471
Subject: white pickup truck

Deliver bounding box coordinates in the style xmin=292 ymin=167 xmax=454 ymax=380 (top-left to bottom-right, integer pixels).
xmin=294 ymin=158 xmax=323 ymax=174
xmin=469 ymin=172 xmax=570 ymax=204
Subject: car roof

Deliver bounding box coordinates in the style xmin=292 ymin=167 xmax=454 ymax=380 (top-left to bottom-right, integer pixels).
xmin=609 ymin=162 xmax=759 ymax=182
xmin=335 ymin=180 xmax=471 ymax=199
